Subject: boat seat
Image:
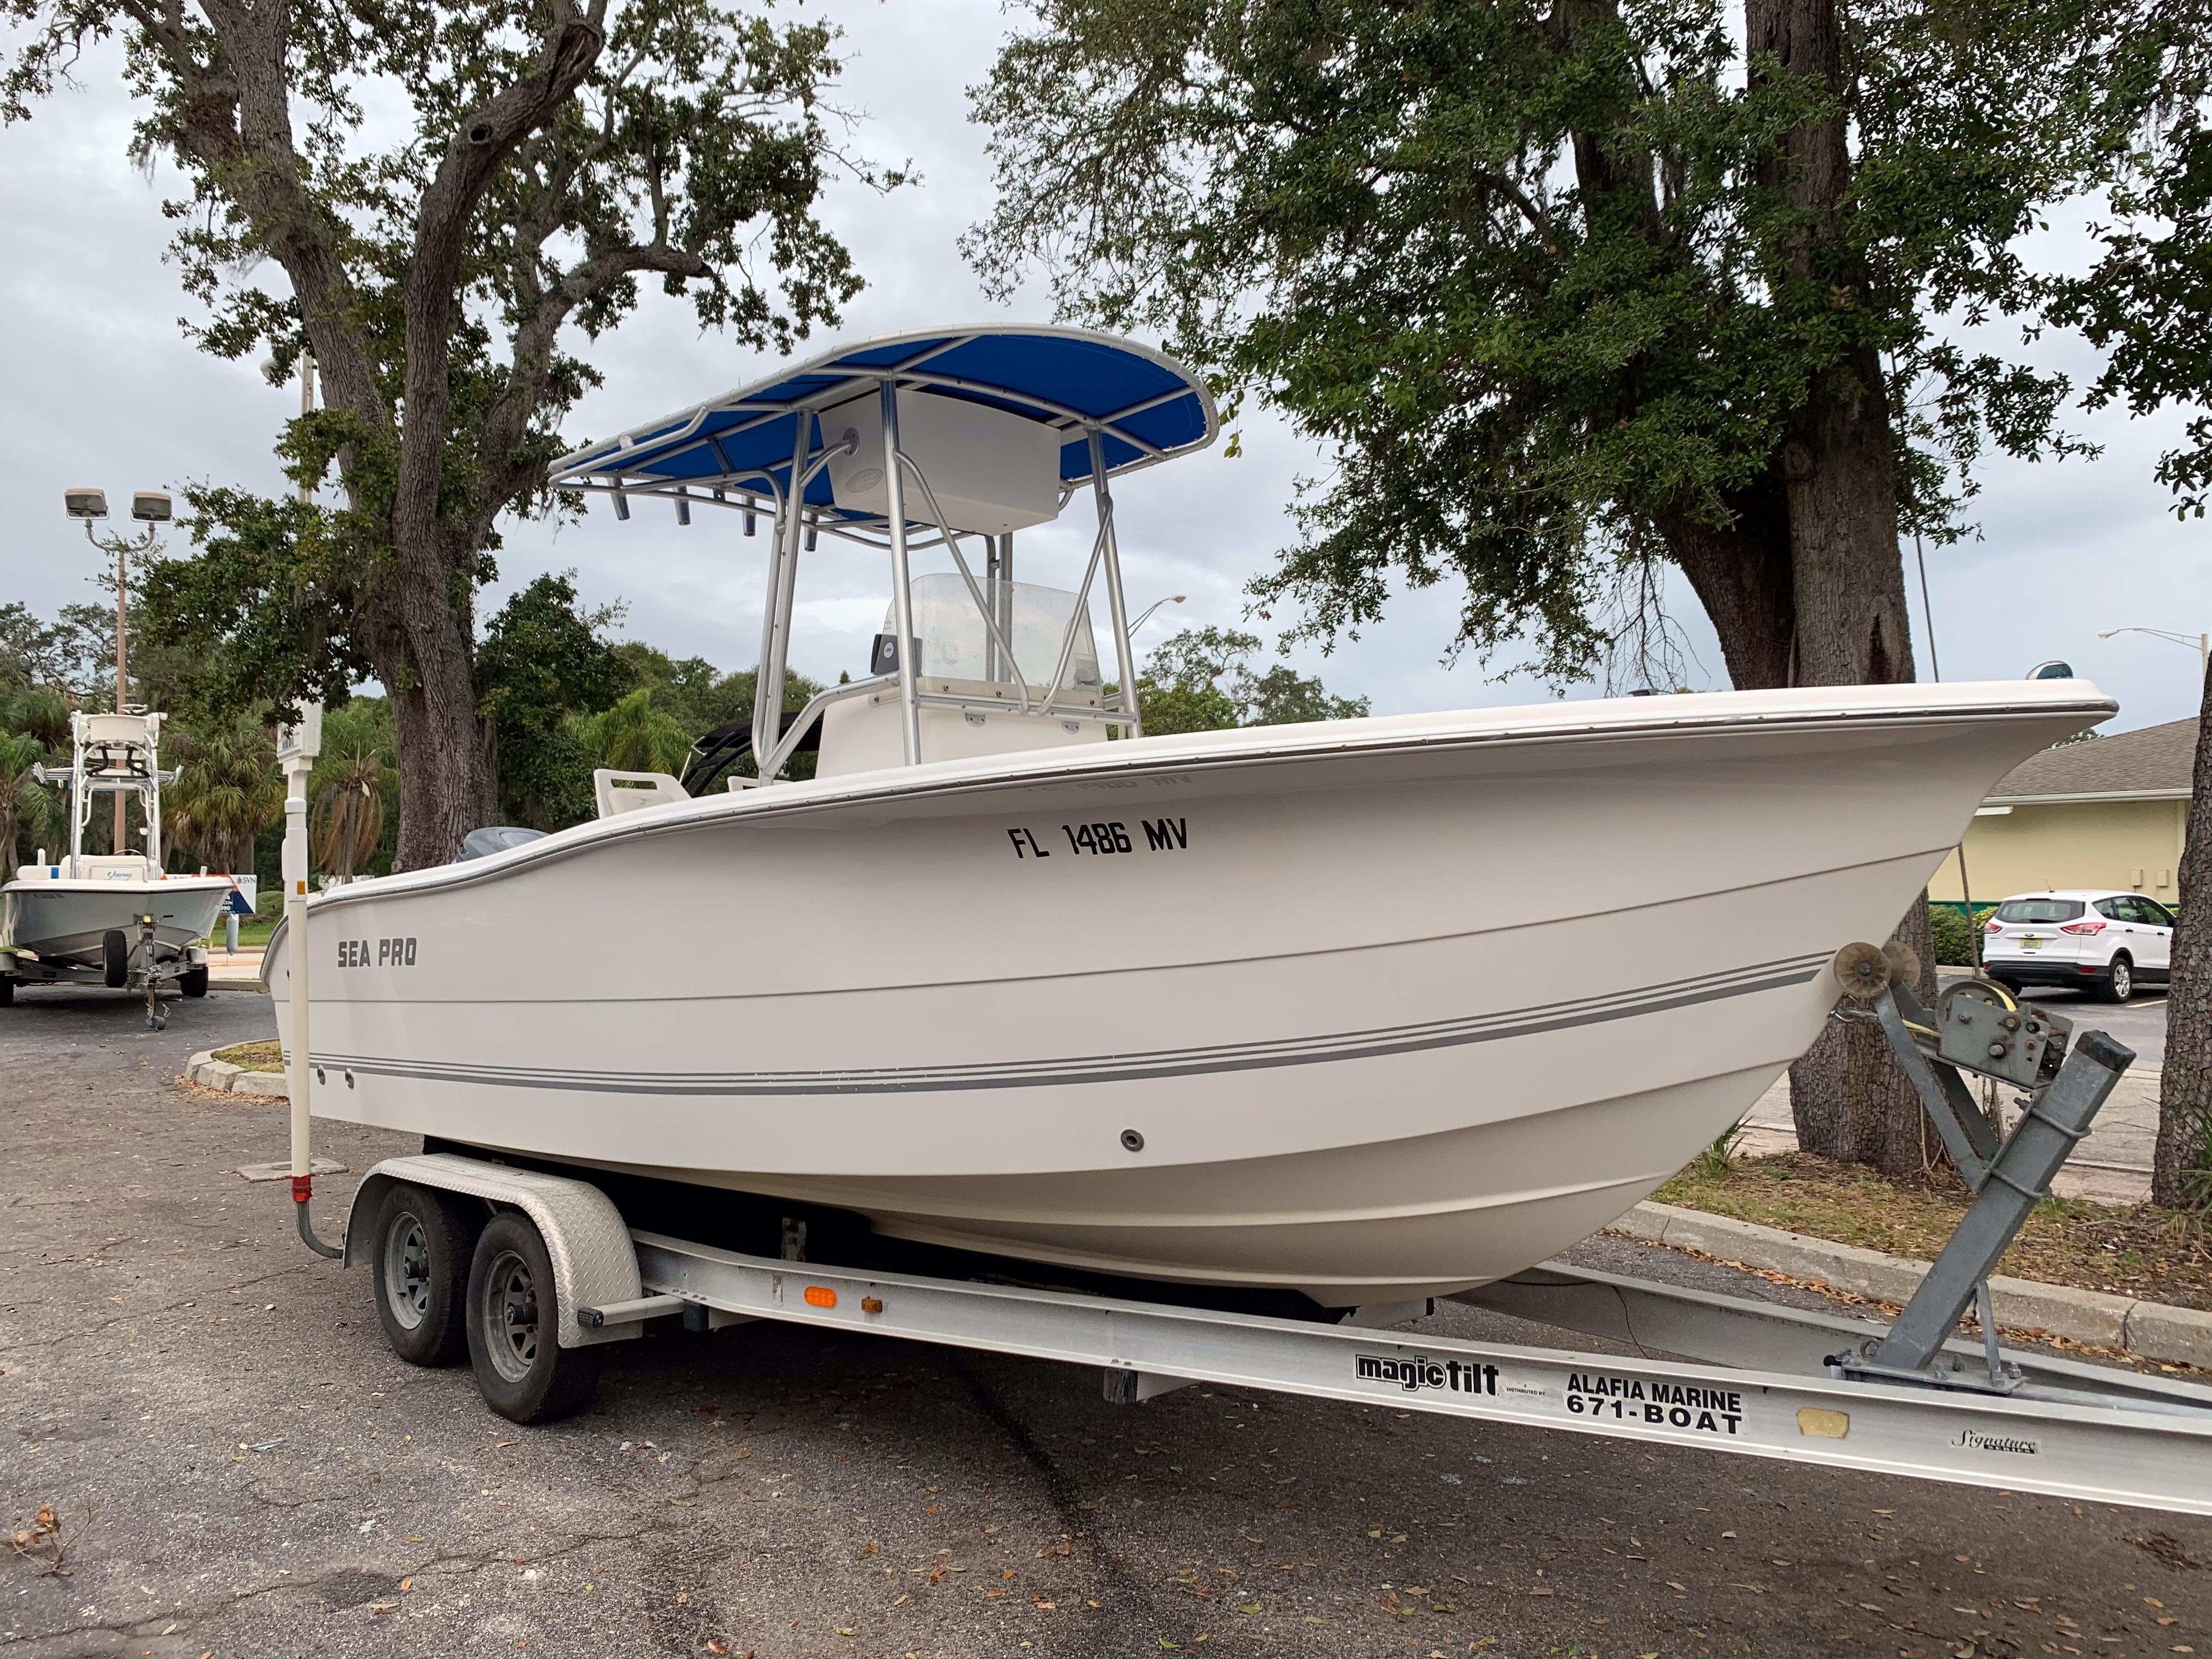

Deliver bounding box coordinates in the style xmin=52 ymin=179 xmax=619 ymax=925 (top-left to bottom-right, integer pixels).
xmin=593 ymin=770 xmax=690 ymax=820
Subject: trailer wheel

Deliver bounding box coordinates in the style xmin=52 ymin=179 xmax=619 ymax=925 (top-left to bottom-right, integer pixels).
xmin=372 ymin=1183 xmax=476 ymax=1366
xmin=465 ymin=1211 xmax=601 ymax=1424
xmin=0 ymin=977 xmax=12 ymax=1006
xmin=102 ymin=930 xmax=129 ymax=988
xmin=179 ymin=966 xmax=209 ymax=998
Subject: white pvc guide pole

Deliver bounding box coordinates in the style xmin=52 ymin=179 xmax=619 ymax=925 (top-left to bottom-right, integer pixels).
xmin=277 ymin=705 xmax=322 ymax=1184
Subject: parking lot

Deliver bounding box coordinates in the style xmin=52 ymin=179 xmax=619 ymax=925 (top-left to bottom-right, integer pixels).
xmin=5 ymin=986 xmax=2209 ymax=1658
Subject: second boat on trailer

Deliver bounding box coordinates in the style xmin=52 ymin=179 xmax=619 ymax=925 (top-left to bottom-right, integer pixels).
xmin=270 ymin=323 xmax=2116 ymax=1310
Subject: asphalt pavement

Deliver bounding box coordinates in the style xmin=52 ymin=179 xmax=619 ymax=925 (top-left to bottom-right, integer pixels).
xmin=4 ymin=984 xmax=2209 ymax=1658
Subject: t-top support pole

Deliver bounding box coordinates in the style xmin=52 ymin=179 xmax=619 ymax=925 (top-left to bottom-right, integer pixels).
xmin=752 ymin=415 xmax=812 ymax=772
xmin=881 ymin=380 xmax=923 ymax=767
xmin=1088 ymin=430 xmax=1142 ymax=738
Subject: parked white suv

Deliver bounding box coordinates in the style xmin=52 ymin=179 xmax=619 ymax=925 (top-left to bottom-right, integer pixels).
xmin=1979 ymin=889 xmax=2173 ymax=1002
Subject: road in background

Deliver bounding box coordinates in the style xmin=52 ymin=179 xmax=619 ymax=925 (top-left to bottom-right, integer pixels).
xmin=3 ymin=986 xmax=2207 ymax=1657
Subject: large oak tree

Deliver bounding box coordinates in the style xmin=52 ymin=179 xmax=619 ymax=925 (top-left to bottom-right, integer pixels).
xmin=5 ymin=0 xmax=884 ymax=867
xmin=2053 ymin=1 xmax=2212 ymax=1207
xmin=968 ymin=0 xmax=2135 ymax=1169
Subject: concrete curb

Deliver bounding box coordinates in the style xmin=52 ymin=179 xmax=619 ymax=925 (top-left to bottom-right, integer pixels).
xmin=183 ymin=1049 xmax=289 ymax=1099
xmin=1616 ymin=1200 xmax=2212 ymax=1370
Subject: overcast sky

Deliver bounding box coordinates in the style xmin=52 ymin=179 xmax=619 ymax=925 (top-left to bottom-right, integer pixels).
xmin=3 ymin=0 xmax=2207 ymax=733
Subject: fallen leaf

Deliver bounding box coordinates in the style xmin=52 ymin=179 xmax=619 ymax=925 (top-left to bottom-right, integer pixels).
xmin=400 ymin=1578 xmax=413 ymax=1592
xmin=1667 ymin=1582 xmax=1688 ymax=1593
xmin=1238 ymin=1603 xmax=1263 ymax=1615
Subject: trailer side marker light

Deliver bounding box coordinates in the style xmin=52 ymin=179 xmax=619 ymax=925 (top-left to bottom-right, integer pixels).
xmin=861 ymin=1297 xmax=884 ymax=1314
xmin=1797 ymin=1407 xmax=1850 ymax=1440
xmin=804 ymin=1285 xmax=837 ymax=1308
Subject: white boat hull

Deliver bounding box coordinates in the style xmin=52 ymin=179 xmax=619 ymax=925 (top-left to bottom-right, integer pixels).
xmin=3 ymin=877 xmax=230 ymax=984
xmin=271 ymin=682 xmax=2110 ymax=1305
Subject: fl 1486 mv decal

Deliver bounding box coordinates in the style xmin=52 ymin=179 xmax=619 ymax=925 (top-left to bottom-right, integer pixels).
xmin=1007 ymin=817 xmax=1189 ymax=859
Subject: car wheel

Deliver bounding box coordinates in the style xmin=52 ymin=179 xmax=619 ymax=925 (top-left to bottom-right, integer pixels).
xmin=2098 ymin=954 xmax=2134 ymax=1004
xmin=465 ymin=1212 xmax=602 ymax=1424
xmin=373 ymin=1182 xmax=477 ymax=1366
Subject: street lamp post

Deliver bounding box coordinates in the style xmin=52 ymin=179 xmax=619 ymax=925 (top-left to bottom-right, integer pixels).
xmin=61 ymin=487 xmax=172 ymax=854
xmin=1129 ymin=594 xmax=1187 ymax=635
xmin=2098 ymin=627 xmax=2210 ymax=680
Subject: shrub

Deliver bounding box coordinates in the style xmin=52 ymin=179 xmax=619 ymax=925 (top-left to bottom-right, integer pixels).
xmin=1930 ymin=904 xmax=1997 ymax=967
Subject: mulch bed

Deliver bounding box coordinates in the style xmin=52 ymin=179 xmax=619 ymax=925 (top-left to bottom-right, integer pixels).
xmin=1656 ymin=1150 xmax=2212 ymax=1313
xmin=209 ymin=1039 xmax=283 ymax=1070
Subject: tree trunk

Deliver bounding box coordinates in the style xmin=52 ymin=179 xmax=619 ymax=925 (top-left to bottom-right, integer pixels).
xmin=1662 ymin=482 xmax=1795 ymax=691
xmin=2154 ymin=655 xmax=2212 ymax=1207
xmin=1742 ymin=0 xmax=1930 ymax=1173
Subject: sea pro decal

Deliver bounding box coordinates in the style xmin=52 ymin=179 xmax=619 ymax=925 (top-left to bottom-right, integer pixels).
xmin=338 ymin=937 xmax=418 ymax=968
xmin=1355 ymin=1353 xmax=1499 ymax=1396
xmin=1565 ymin=1371 xmax=1744 ymax=1436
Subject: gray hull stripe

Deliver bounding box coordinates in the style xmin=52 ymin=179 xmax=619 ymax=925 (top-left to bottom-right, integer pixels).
xmin=314 ymin=952 xmax=1829 ymax=1098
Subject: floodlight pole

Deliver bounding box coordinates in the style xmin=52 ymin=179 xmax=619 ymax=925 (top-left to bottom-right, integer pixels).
xmin=79 ymin=516 xmax=162 ymax=853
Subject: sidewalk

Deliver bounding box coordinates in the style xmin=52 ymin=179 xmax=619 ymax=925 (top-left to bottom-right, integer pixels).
xmin=1739 ymin=1064 xmax=2160 ymax=1203
xmin=204 ymin=948 xmax=265 ymax=988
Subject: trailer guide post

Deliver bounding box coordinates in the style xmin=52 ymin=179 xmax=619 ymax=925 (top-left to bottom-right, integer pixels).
xmin=275 ymin=702 xmax=339 ymax=1257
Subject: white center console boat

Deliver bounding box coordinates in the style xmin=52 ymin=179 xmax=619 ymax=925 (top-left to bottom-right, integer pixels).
xmin=267 ymin=324 xmax=2114 ymax=1308
xmin=3 ymin=710 xmax=230 ymax=1020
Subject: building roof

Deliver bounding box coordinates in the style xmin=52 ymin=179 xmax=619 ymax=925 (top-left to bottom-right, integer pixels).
xmin=1987 ymin=716 xmax=2198 ymax=803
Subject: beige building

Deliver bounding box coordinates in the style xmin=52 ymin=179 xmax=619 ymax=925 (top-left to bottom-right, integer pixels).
xmin=1929 ymin=718 xmax=2194 ymax=908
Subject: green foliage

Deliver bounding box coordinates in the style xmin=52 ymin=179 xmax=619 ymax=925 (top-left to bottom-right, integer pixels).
xmin=477 ymin=574 xmax=631 ymax=829
xmin=142 ymin=489 xmax=373 ymax=725
xmin=1134 ymin=626 xmax=1369 ymax=735
xmin=166 ymin=713 xmax=283 ymax=876
xmin=0 ymin=730 xmax=57 ymax=875
xmin=1929 ymin=905 xmax=1996 ymax=968
xmin=568 ymin=689 xmax=695 ymax=777
xmin=2051 ymin=25 xmax=2212 ymax=516
xmin=966 ymin=0 xmax=2124 ymax=674
xmin=306 ymin=701 xmax=402 ymax=879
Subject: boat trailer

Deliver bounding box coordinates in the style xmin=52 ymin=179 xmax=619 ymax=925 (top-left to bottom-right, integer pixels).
xmin=313 ymin=945 xmax=2212 ymax=1517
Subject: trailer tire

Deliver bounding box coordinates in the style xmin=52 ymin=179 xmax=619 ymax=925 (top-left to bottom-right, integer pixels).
xmin=465 ymin=1212 xmax=602 ymax=1424
xmin=0 ymin=977 xmax=12 ymax=1006
xmin=179 ymin=965 xmax=209 ymax=998
xmin=372 ymin=1183 xmax=476 ymax=1366
xmin=102 ymin=930 xmax=129 ymax=988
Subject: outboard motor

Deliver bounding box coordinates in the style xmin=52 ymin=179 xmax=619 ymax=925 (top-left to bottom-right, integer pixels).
xmin=456 ymin=826 xmax=549 ymax=861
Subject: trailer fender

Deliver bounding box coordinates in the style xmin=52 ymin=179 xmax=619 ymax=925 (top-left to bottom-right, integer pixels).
xmin=343 ymin=1152 xmax=642 ymax=1347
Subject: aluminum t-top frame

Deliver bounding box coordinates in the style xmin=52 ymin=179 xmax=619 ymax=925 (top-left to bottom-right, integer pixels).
xmin=547 ymin=326 xmax=1221 ymax=774
xmin=31 ymin=710 xmax=174 ymax=877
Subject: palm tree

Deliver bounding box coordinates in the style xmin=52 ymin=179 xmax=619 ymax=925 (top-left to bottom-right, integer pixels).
xmin=166 ymin=714 xmax=282 ymax=876
xmin=0 ymin=731 xmax=55 ymax=877
xmin=568 ymin=688 xmax=693 ymax=776
xmin=312 ymin=750 xmax=393 ymax=882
